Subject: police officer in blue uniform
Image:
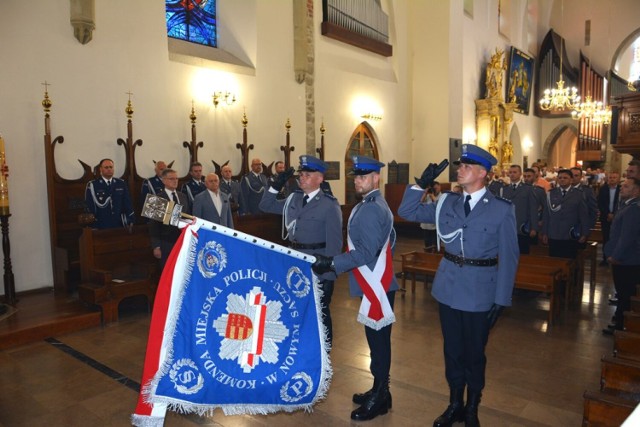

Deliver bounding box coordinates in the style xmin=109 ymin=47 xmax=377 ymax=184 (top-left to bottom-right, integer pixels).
xmin=220 ymin=164 xmax=242 ymax=212
xmin=84 ymin=158 xmax=135 ymax=229
xmin=140 ymin=161 xmax=167 ymax=206
xmin=541 ymin=169 xmax=590 ymax=259
xmin=312 ymin=156 xmax=399 ymax=422
xmin=259 ymin=155 xmax=342 ymax=347
xmin=181 ymin=161 xmax=205 ymax=204
xmin=603 ymin=177 xmax=640 ymax=335
xmin=398 ymin=144 xmax=518 ymax=427
xmin=240 ymin=158 xmax=267 ymax=215
xmin=501 ymin=164 xmax=539 ymax=254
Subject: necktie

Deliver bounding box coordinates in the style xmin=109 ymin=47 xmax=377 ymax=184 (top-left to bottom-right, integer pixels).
xmin=464 ymin=195 xmax=471 ymax=216
xmin=512 ymin=184 xmax=517 ymax=190
xmin=106 ymin=180 xmax=111 ymax=188
xmin=172 ymin=192 xmax=179 ymax=203
xmin=302 ymin=195 xmax=309 ymax=207
xmin=561 ymin=189 xmax=567 ymax=197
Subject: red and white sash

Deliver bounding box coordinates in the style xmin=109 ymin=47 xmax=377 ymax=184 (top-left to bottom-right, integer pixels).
xmin=347 ymin=234 xmax=395 ymax=330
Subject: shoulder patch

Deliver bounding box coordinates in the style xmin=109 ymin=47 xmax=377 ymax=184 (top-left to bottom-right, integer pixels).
xmin=495 ymin=196 xmax=512 ymax=204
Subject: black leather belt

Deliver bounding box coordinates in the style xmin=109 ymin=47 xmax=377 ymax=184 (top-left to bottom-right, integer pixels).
xmin=290 ymin=242 xmax=326 ymax=250
xmin=444 ymin=252 xmax=498 ymax=267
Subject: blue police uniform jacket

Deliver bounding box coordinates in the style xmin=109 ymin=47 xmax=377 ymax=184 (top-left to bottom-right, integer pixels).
xmin=141 ymin=175 xmax=164 ymax=204
xmin=181 ymin=179 xmax=206 ymax=204
xmin=259 ymin=188 xmax=342 ymax=281
xmin=398 ymin=185 xmax=518 ymax=311
xmin=220 ymin=179 xmax=242 ymax=207
xmin=240 ymin=173 xmax=267 ymax=214
xmin=500 ymin=182 xmax=539 ymax=235
xmin=85 ymin=177 xmax=135 ymax=229
xmin=604 ymin=197 xmax=640 ymax=265
xmin=542 ymin=187 xmax=590 ymax=240
xmin=332 ymin=189 xmax=400 ymax=297
xmin=576 ymin=184 xmax=598 ymax=229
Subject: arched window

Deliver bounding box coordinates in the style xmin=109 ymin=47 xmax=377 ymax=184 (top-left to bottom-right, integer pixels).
xmin=166 ymin=0 xmax=217 ymax=47
xmin=344 ymin=123 xmax=380 ymax=205
xmin=629 ymin=37 xmax=640 ymax=83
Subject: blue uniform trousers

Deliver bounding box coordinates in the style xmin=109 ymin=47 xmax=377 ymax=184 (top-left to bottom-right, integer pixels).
xmin=439 ymin=303 xmax=490 ymax=392
xmin=364 ymin=291 xmax=395 ymax=382
xmin=613 ymin=264 xmax=640 ymax=328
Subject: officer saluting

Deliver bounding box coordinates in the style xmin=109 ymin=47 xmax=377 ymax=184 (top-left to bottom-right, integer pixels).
xmin=312 ymin=156 xmax=399 ymax=422
xmin=398 ymin=144 xmax=518 ymax=427
xmin=259 ymin=155 xmax=342 ymax=347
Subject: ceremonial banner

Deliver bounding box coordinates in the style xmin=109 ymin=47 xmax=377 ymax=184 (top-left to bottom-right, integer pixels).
xmin=133 ymin=219 xmax=330 ymax=426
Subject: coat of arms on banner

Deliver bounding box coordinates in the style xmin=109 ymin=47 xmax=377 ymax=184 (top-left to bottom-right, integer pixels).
xmin=137 ymin=224 xmax=331 ymax=421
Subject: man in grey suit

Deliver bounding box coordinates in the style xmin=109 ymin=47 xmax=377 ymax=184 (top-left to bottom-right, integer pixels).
xmin=501 ymin=164 xmax=539 ymax=254
xmin=192 ymin=173 xmax=234 ymax=229
xmin=541 ymin=169 xmax=590 ymax=259
xmin=149 ymin=169 xmax=191 ymax=270
xmin=397 ymin=144 xmax=518 ymax=427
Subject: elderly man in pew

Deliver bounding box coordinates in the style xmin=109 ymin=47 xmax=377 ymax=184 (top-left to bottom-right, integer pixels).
xmin=397 ymin=144 xmax=518 ymax=427
xmin=603 ymin=177 xmax=640 ymax=336
xmin=501 ymin=164 xmax=539 ymax=254
xmin=84 ymin=158 xmax=135 ymax=229
xmin=149 ymin=168 xmax=191 ymax=271
xmin=541 ymin=169 xmax=590 ymax=259
xmin=192 ymin=172 xmax=234 ymax=229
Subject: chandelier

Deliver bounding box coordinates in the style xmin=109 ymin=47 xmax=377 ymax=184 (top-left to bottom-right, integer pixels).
xmin=539 ymin=1 xmax=579 ymax=112
xmin=593 ymin=105 xmax=612 ymax=125
xmin=540 ymin=78 xmax=579 ymax=111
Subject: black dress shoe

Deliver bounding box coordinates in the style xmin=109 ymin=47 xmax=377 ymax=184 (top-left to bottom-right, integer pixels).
xmin=350 ymin=382 xmax=391 ymax=421
xmin=353 ymin=389 xmax=392 ymax=408
xmin=609 ymin=298 xmax=619 ymax=305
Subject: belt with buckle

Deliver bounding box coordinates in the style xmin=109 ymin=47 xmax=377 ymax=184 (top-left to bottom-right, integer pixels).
xmin=290 ymin=242 xmax=326 ymax=250
xmin=444 ymin=252 xmax=498 ymax=267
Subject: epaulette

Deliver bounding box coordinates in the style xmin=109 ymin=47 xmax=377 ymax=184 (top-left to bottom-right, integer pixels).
xmin=293 ymin=189 xmax=304 ymax=194
xmin=443 ymin=191 xmax=461 ymax=196
xmin=495 ymin=196 xmax=512 ymax=204
xmin=323 ymin=192 xmax=337 ymax=201
xmin=364 ymin=194 xmax=377 ymax=203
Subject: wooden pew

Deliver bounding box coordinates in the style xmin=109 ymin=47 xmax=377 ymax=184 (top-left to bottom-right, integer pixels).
xmin=519 ymin=254 xmax=575 ymax=307
xmin=614 ymin=330 xmax=640 ymax=363
xmin=600 ymin=355 xmax=640 ymax=398
xmin=582 ymin=390 xmax=636 ymax=426
xmin=399 ymin=251 xmax=562 ymax=324
xmin=77 ymin=225 xmax=157 ymax=323
xmin=625 ymin=312 xmax=640 ymax=334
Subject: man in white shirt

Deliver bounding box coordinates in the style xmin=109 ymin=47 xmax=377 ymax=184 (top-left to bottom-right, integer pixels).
xmin=193 ymin=173 xmax=234 ymax=228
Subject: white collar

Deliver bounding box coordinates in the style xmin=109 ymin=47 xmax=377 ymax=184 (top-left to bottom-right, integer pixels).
xmin=304 ymin=188 xmax=321 ymax=201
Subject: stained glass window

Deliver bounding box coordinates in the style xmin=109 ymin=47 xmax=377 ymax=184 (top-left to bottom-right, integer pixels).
xmin=166 ymin=0 xmax=217 ymax=47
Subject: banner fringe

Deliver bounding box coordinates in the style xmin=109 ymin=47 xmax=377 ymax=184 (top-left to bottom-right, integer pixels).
xmin=357 ymin=312 xmax=396 ymax=331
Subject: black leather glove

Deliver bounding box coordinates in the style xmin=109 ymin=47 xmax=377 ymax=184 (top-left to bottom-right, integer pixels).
xmin=487 ymin=304 xmax=504 ymax=329
xmin=312 ymin=254 xmax=334 ymax=275
xmin=271 ymin=167 xmax=295 ymax=191
xmin=415 ymin=159 xmax=449 ymax=189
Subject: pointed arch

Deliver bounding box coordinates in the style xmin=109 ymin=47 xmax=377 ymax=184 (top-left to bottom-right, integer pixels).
xmin=542 ymin=123 xmax=578 ymax=168
xmin=344 ymin=122 xmax=380 ymax=205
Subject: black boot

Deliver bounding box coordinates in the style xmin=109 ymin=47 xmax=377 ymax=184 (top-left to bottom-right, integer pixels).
xmin=352 ymin=378 xmax=393 ymax=408
xmin=464 ymin=389 xmax=481 ymax=427
xmin=350 ymin=378 xmax=391 ymax=421
xmin=433 ymin=387 xmax=465 ymax=427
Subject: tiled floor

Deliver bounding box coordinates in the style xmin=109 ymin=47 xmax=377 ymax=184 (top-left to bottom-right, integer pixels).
xmin=0 ymin=235 xmax=620 ymax=426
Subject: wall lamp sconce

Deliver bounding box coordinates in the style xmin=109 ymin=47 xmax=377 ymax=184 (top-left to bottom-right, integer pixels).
xmin=361 ymin=113 xmax=383 ymax=121
xmin=212 ymin=91 xmax=236 ymax=108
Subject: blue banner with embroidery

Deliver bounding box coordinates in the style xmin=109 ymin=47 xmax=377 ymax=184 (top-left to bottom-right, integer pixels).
xmin=138 ymin=220 xmax=330 ymax=422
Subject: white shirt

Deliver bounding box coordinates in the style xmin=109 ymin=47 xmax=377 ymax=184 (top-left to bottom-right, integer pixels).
xmin=208 ymin=189 xmax=222 ymax=215
xmin=463 ymin=188 xmax=488 ymax=212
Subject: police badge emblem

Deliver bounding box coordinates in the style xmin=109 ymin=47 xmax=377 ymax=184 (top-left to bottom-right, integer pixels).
xmin=197 ymin=241 xmax=227 ymax=278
